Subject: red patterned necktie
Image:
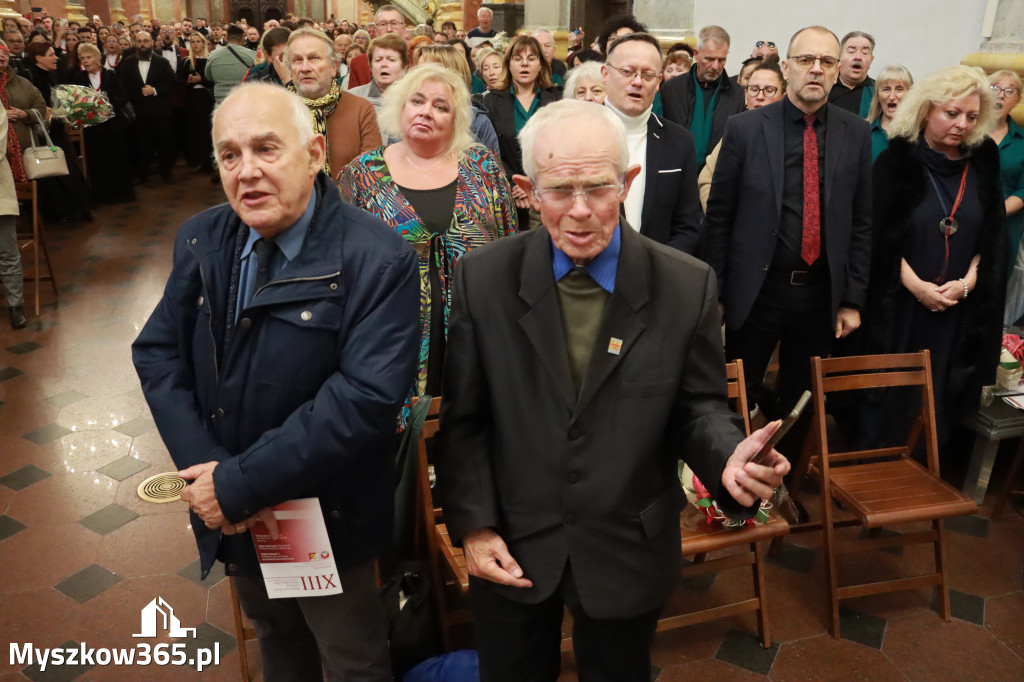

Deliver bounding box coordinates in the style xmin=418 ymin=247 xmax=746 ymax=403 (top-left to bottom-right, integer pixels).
xmin=801 ymin=113 xmax=820 ymax=266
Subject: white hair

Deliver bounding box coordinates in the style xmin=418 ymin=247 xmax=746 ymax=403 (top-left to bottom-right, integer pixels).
xmin=212 ymin=82 xmax=315 ymax=147
xmin=563 ymin=61 xmax=603 ymax=100
xmin=518 ymin=99 xmax=628 ymax=179
xmin=477 ymin=7 xmax=493 ymax=18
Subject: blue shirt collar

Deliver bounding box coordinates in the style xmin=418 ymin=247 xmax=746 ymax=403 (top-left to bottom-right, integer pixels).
xmin=551 ymin=223 xmax=620 ymax=293
xmin=240 ymin=189 xmax=317 ymax=263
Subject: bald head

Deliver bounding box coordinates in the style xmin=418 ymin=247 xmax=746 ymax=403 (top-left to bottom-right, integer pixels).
xmin=212 ymin=84 xmax=324 ymax=237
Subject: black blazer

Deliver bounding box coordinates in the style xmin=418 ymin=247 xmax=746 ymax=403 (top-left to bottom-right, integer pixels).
xmin=660 ymin=69 xmax=746 ymax=161
xmin=632 ymin=113 xmax=702 ymax=254
xmin=116 ymin=54 xmax=176 ymax=116
xmin=704 ymin=99 xmax=873 ymax=330
xmin=481 ymin=87 xmax=559 ymax=179
xmin=866 ymin=137 xmax=1006 ymax=400
xmin=435 ymin=226 xmax=750 ymax=619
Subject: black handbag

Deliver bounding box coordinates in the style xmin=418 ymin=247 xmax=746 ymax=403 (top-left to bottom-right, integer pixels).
xmin=380 ymin=561 xmax=442 ymax=679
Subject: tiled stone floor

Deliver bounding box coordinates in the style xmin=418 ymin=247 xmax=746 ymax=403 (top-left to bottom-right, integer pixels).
xmin=2 ymin=171 xmax=1023 ymax=681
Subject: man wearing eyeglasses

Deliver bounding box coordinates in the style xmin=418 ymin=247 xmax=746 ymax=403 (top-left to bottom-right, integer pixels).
xmin=704 ymin=25 xmax=872 ymax=443
xmin=661 ymin=25 xmax=746 ymax=170
xmin=346 ymin=4 xmax=405 ymax=89
xmin=601 ymin=33 xmax=702 ymax=254
xmin=828 ymin=31 xmax=876 ymax=117
xmin=436 ymin=99 xmax=790 ymax=682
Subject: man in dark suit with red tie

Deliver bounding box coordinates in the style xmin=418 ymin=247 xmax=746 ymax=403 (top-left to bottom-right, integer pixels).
xmin=704 ymin=25 xmax=872 ymax=423
xmin=118 ymin=29 xmax=178 ymax=184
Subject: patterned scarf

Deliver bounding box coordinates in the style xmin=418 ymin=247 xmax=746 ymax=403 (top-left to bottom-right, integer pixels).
xmin=289 ymin=80 xmax=341 ymax=176
xmin=0 ymin=69 xmax=27 ymax=182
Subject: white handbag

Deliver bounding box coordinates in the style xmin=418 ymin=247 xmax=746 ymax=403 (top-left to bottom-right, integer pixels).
xmin=22 ymin=109 xmax=68 ymax=180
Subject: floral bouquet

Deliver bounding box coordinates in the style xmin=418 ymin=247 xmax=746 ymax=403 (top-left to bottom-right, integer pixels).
xmin=490 ymin=31 xmax=511 ymax=54
xmin=997 ymin=333 xmax=1024 ymax=391
xmin=680 ymin=464 xmax=772 ymax=528
xmin=50 ymin=85 xmax=115 ymax=127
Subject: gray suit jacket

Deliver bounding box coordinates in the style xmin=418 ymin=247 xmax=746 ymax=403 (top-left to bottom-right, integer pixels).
xmin=435 ymin=225 xmax=749 ymax=618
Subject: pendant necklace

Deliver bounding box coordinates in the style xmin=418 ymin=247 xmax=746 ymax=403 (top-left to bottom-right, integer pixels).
xmin=405 ymin=149 xmax=447 ymax=179
xmin=924 ymin=164 xmax=968 ymax=283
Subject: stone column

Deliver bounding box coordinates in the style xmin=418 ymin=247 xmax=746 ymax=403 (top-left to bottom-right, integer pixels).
xmin=522 ymin=0 xmax=568 ymax=58
xmin=961 ymin=0 xmax=1024 ymax=123
xmin=65 ymin=3 xmax=89 ymax=23
xmin=0 ymin=0 xmax=20 ymax=20
xmin=632 ymin=0 xmax=695 ymax=50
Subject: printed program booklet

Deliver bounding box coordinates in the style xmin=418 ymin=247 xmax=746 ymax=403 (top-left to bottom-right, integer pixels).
xmin=250 ymin=498 xmax=343 ymax=599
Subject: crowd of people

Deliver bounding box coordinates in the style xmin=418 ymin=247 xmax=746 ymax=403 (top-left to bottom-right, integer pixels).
xmin=0 ymin=4 xmax=1016 ymax=679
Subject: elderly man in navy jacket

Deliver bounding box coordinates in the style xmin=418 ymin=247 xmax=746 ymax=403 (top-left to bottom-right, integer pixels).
xmin=133 ymin=82 xmax=419 ymax=681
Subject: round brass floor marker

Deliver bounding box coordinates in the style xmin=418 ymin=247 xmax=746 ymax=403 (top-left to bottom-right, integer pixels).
xmin=137 ymin=472 xmax=186 ymax=503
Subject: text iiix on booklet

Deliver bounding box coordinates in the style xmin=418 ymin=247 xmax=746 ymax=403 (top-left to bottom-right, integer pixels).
xmin=250 ymin=498 xmax=343 ymax=599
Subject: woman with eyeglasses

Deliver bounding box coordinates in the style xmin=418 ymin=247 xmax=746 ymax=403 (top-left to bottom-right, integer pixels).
xmin=482 ymin=34 xmax=558 ymax=230
xmin=867 ymin=65 xmax=913 ymax=163
xmin=698 ymin=58 xmax=785 ymax=210
xmin=863 ymin=66 xmax=1006 ymax=456
xmin=987 ymin=70 xmax=1024 ymax=282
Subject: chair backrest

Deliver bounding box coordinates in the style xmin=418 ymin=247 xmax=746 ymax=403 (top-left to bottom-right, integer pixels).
xmin=810 ymin=350 xmax=939 ymax=475
xmin=413 ymin=396 xmax=443 ymax=557
xmin=725 ymin=360 xmax=751 ymax=436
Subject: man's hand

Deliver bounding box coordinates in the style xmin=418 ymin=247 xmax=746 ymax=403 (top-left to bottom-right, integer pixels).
xmin=179 ymin=462 xmax=226 ymax=529
xmin=835 ymin=306 xmax=860 ymax=338
xmin=721 ymin=421 xmax=791 ymax=508
xmin=220 ymin=507 xmax=281 ymax=539
xmin=142 ymin=84 xmax=156 ymax=96
xmin=462 ymin=528 xmax=533 ymax=588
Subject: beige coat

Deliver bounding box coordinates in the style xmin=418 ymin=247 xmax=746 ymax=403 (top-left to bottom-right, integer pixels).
xmin=698 ymin=139 xmax=722 ymax=213
xmin=2 ymin=67 xmax=46 ymax=150
xmin=0 ymin=107 xmax=20 ymax=216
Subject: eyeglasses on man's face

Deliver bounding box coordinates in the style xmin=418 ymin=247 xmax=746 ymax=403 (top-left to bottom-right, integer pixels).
xmin=755 ymin=40 xmax=776 ymax=49
xmin=744 ymin=84 xmax=779 ymax=96
xmin=531 ymin=182 xmax=625 ymax=208
xmin=789 ymin=54 xmax=840 ymax=71
xmin=376 ymin=19 xmax=403 ymax=29
xmin=606 ymin=62 xmax=661 ymax=84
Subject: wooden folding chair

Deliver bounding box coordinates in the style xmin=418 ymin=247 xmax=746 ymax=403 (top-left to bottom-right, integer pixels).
xmin=658 ymin=360 xmax=790 ymax=648
xmin=807 ymin=351 xmax=978 ymax=637
xmin=229 ymin=580 xmax=258 ymax=682
xmin=15 ymin=181 xmax=57 ymax=316
xmin=66 ymin=125 xmax=87 ymax=179
xmin=412 ymin=396 xmax=473 ymax=650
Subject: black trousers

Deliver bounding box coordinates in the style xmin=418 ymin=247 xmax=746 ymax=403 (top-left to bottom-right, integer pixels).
xmin=470 ymin=561 xmax=660 ymax=682
xmin=725 ymin=275 xmax=833 ymax=424
xmin=130 ymin=114 xmax=174 ymax=179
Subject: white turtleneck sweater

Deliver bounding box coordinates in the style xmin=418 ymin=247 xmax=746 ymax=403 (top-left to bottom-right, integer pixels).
xmin=605 ymin=99 xmax=652 ymax=232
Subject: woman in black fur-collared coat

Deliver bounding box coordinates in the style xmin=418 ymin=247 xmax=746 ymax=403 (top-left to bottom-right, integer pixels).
xmin=864 ymin=66 xmax=1007 ymax=446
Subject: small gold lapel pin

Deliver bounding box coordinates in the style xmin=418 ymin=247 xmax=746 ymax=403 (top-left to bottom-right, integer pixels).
xmin=608 ymin=337 xmax=623 ymax=355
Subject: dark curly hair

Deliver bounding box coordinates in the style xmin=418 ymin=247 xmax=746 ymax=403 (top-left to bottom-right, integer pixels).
xmin=596 ymin=14 xmax=646 ymax=55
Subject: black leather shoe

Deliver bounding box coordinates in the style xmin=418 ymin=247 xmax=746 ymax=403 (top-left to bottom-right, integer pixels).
xmin=9 ymin=305 xmax=26 ymax=329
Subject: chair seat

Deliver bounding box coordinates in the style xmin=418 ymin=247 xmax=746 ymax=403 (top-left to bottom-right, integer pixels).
xmin=680 ymin=513 xmax=790 ymax=555
xmin=435 ymin=523 xmax=470 ymax=594
xmin=831 ymin=458 xmax=978 ymax=527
